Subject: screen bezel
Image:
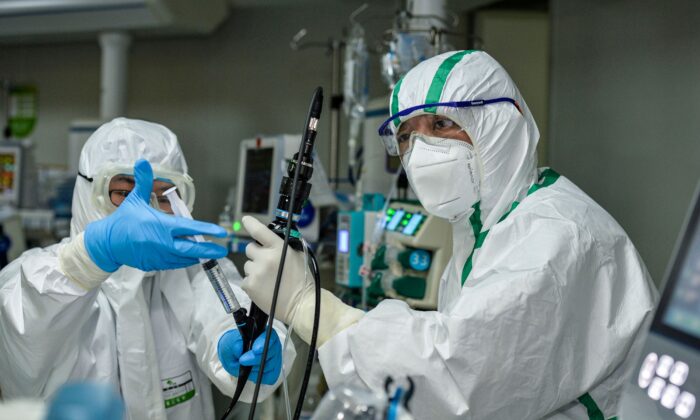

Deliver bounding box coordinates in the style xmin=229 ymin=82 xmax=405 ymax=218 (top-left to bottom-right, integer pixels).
xmin=651 ymin=183 xmax=700 ymax=350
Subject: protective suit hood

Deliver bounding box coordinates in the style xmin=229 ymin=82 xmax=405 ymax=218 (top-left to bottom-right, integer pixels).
xmin=389 ymin=50 xmax=539 ymax=229
xmin=71 ymin=117 xmax=190 ymax=237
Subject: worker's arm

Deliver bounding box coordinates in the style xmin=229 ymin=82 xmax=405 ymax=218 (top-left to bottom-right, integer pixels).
xmin=0 ymin=237 xmax=107 ymax=397
xmin=187 ymin=257 xmax=296 ymax=402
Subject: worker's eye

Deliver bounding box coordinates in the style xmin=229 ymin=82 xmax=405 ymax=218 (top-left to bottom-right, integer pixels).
xmin=434 ymin=117 xmax=457 ymax=131
xmin=396 ymin=132 xmax=412 ymax=145
xmin=111 ymin=190 xmax=130 ymax=198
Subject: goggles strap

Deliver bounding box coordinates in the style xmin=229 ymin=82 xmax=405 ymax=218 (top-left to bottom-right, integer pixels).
xmin=78 ymin=172 xmax=94 ymax=182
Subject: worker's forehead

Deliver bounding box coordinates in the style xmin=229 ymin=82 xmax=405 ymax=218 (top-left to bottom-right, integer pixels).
xmin=398 ymin=114 xmax=463 ymax=130
xmin=109 ymin=175 xmax=174 ymax=189
xmin=110 ymin=175 xmax=134 ymax=184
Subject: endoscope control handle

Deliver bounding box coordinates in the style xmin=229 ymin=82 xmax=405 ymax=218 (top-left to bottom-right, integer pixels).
xmin=234 ymin=304 xmax=268 ymax=385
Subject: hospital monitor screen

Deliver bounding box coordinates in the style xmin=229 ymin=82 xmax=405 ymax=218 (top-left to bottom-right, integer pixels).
xmin=241 ymin=147 xmax=273 ymax=215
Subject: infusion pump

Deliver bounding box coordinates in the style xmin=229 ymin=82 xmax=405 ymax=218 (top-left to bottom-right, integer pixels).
xmin=377 ymin=201 xmax=452 ymax=310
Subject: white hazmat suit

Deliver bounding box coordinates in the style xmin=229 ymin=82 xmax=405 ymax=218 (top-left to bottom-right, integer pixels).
xmin=0 ymin=118 xmax=295 ymax=420
xmin=321 ymin=50 xmax=658 ymax=419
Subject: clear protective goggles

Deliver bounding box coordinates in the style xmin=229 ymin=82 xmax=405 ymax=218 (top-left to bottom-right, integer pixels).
xmin=377 ymin=97 xmax=517 ymax=156
xmin=89 ymin=163 xmax=195 ymax=214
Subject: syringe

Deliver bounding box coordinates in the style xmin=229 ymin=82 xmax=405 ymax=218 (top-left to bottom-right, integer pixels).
xmin=163 ymin=187 xmax=243 ymax=315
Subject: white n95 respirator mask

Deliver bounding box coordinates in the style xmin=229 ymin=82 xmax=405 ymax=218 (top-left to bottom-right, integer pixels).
xmin=402 ymin=133 xmax=480 ymax=220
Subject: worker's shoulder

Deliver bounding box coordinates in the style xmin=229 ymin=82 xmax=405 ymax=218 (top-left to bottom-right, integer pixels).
xmin=0 ymin=239 xmax=66 ymax=287
xmin=19 ymin=239 xmax=66 ymax=259
xmin=514 ymin=174 xmax=629 ymax=242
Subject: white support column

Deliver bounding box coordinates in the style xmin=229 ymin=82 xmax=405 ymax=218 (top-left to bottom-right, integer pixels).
xmin=99 ymin=31 xmax=131 ymax=120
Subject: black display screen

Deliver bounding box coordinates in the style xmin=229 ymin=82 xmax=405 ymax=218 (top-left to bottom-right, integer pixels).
xmin=241 ymin=148 xmax=273 ymax=214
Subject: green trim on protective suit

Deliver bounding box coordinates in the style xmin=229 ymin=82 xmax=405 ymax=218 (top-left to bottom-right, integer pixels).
xmin=577 ymin=393 xmax=605 ymax=420
xmin=460 ymin=201 xmax=483 ymax=283
xmin=391 ymin=78 xmax=404 ymax=127
xmin=461 ymin=168 xmax=561 ymax=285
xmin=424 ymin=50 xmax=476 ymax=113
xmin=469 ymin=201 xmax=483 ymax=238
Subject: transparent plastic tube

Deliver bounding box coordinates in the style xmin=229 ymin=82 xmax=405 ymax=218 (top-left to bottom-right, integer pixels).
xmin=281 ymin=238 xmax=313 ymax=420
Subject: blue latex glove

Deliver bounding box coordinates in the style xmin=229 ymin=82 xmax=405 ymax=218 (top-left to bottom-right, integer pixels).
xmin=84 ymin=159 xmax=227 ymax=272
xmin=217 ymin=329 xmax=283 ymax=385
xmin=46 ymin=382 xmax=124 ymax=420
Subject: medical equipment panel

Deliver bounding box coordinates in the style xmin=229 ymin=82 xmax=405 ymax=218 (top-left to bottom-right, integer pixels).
xmin=336 ymin=210 xmax=365 ymax=288
xmin=381 ymin=201 xmax=452 ymax=310
xmin=234 ymin=135 xmax=319 ymax=242
xmin=621 ymin=183 xmax=700 ymax=419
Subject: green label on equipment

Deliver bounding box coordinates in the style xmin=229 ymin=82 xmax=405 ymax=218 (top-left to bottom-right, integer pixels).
xmin=162 ymin=371 xmax=196 ymax=408
xmin=8 ymin=85 xmax=37 ymax=138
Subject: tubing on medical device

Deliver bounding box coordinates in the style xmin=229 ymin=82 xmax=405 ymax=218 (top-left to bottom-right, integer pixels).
xmin=163 ymin=187 xmax=243 ymax=315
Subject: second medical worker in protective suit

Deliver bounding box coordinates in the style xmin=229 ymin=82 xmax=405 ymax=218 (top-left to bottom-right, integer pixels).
xmin=241 ymin=51 xmax=658 ymax=419
xmin=0 ymin=118 xmax=295 ymax=419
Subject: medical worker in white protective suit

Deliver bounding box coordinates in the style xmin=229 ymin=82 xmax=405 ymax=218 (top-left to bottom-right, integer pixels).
xmin=0 ymin=118 xmax=295 ymax=420
xmin=241 ymin=50 xmax=658 ymax=419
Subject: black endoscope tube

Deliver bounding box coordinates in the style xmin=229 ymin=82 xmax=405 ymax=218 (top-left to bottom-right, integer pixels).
xmin=293 ymin=246 xmax=321 ymax=420
xmin=247 ymin=87 xmax=324 ymax=420
xmin=220 ymin=88 xmax=323 ymax=420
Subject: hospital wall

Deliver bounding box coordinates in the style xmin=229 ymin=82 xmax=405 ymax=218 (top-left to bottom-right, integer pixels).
xmin=549 ymin=0 xmax=700 ymax=285
xmin=0 ymin=1 xmax=398 ymax=223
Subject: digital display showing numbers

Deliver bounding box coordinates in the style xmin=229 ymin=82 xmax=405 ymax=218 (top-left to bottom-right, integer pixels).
xmin=384 ymin=207 xmax=426 ymax=236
